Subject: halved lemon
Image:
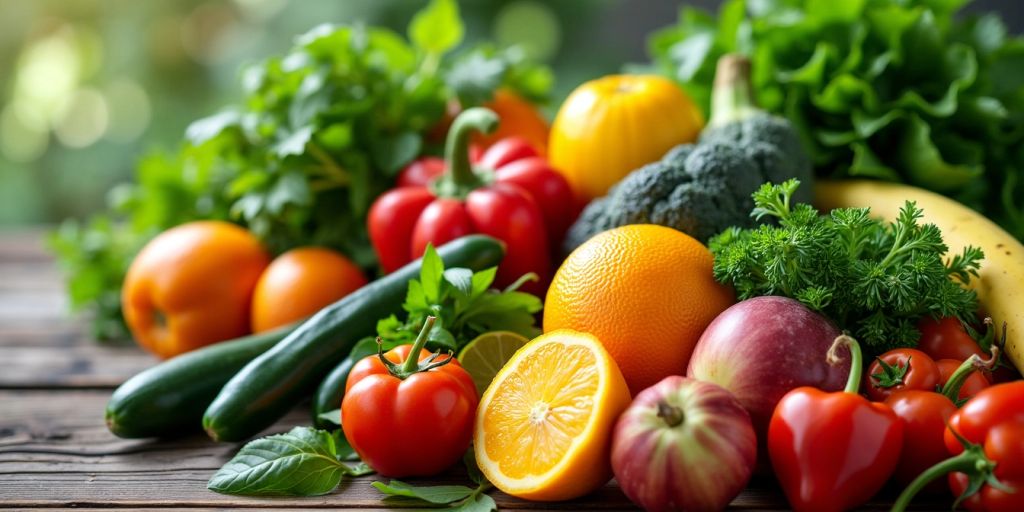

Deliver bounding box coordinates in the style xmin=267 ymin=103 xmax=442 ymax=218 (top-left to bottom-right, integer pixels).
xmin=473 ymin=329 xmax=631 ymax=501
xmin=458 ymin=331 xmax=530 ymax=397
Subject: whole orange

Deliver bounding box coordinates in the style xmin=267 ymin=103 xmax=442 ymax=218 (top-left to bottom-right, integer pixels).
xmin=543 ymin=224 xmax=734 ymax=395
xmin=250 ymin=247 xmax=368 ymax=333
xmin=122 ymin=221 xmax=269 ymax=359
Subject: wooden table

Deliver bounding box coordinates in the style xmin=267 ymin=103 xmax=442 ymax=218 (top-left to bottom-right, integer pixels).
xmin=0 ymin=230 xmax=943 ymax=510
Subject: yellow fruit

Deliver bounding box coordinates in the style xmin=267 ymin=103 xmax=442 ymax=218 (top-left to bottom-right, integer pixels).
xmin=458 ymin=331 xmax=530 ymax=396
xmin=549 ymin=75 xmax=704 ymax=203
xmin=474 ymin=330 xmax=631 ymax=501
xmin=544 ymin=224 xmax=735 ymax=395
xmin=815 ymin=179 xmax=1024 ymax=372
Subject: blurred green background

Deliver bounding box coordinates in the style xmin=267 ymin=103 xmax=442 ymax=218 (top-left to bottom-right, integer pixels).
xmin=1 ymin=0 xmax=1021 ymax=226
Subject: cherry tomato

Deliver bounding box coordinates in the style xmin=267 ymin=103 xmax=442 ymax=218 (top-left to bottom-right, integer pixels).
xmin=885 ymin=390 xmax=958 ymax=489
xmin=917 ymin=317 xmax=985 ymax=361
xmin=865 ymin=348 xmax=941 ymax=401
xmin=936 ymin=359 xmax=990 ymax=402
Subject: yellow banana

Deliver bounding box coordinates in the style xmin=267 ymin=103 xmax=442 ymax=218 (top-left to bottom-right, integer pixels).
xmin=814 ymin=180 xmax=1023 ymax=372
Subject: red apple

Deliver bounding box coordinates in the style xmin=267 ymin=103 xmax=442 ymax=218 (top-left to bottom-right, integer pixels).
xmin=611 ymin=376 xmax=756 ymax=512
xmin=686 ymin=296 xmax=849 ymax=466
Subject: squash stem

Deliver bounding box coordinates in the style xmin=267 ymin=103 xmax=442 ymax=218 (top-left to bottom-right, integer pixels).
xmin=708 ymin=53 xmax=762 ymax=129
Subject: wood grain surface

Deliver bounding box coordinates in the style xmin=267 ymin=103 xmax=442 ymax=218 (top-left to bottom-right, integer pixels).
xmin=0 ymin=230 xmax=943 ymax=510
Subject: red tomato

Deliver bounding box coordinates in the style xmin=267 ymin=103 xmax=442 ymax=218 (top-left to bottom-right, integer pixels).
xmin=342 ymin=333 xmax=478 ymax=478
xmin=917 ymin=317 xmax=985 ymax=361
xmin=885 ymin=390 xmax=957 ymax=489
xmin=865 ymin=348 xmax=941 ymax=401
xmin=936 ymin=358 xmax=990 ymax=402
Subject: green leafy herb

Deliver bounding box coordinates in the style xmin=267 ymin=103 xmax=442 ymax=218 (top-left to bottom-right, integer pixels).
xmin=375 ymin=245 xmax=542 ymax=351
xmin=710 ymin=179 xmax=983 ymax=352
xmin=372 ymin=451 xmax=495 ymax=511
xmin=50 ymin=0 xmax=552 ymax=340
xmin=208 ymin=427 xmax=372 ymax=496
xmin=648 ymin=0 xmax=1024 ymax=241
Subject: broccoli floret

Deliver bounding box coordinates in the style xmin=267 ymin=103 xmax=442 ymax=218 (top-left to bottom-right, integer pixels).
xmin=563 ymin=55 xmax=814 ymax=253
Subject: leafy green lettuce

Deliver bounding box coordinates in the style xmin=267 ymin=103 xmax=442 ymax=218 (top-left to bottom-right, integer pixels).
xmin=51 ymin=0 xmax=552 ymax=340
xmin=648 ymin=0 xmax=1024 ymax=240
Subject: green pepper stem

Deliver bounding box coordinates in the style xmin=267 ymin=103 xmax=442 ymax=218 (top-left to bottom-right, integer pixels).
xmin=940 ymin=347 xmax=1000 ymax=402
xmin=434 ymin=107 xmax=499 ymax=199
xmin=891 ymin=446 xmax=992 ymax=512
xmin=708 ymin=53 xmax=763 ymax=129
xmin=827 ymin=335 xmax=864 ymax=394
xmin=401 ymin=316 xmax=437 ymax=374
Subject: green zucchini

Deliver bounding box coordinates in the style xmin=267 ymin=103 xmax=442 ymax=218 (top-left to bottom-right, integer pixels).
xmin=203 ymin=235 xmax=506 ymax=442
xmin=105 ymin=324 xmax=294 ymax=438
xmin=311 ymin=336 xmax=378 ymax=428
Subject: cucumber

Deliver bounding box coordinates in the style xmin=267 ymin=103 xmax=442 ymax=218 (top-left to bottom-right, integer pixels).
xmin=311 ymin=337 xmax=378 ymax=428
xmin=203 ymin=235 xmax=506 ymax=442
xmin=105 ymin=324 xmax=294 ymax=438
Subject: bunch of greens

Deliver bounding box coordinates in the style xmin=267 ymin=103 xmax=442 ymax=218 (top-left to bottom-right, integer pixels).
xmin=50 ymin=0 xmax=552 ymax=340
xmin=648 ymin=0 xmax=1024 ymax=240
xmin=710 ymin=179 xmax=983 ymax=352
xmin=374 ymin=244 xmax=542 ymax=352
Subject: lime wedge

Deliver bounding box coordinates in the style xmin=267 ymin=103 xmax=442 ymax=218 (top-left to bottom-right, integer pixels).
xmin=458 ymin=331 xmax=530 ymax=396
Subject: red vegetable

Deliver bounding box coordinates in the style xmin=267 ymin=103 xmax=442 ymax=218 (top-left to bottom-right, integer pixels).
xmin=369 ymin=108 xmax=575 ymax=293
xmin=894 ymin=380 xmax=1024 ymax=512
xmin=884 ymin=350 xmax=998 ymax=489
xmin=341 ymin=317 xmax=478 ymax=478
xmin=938 ymin=358 xmax=991 ymax=402
xmin=918 ymin=316 xmax=985 ymax=361
xmin=864 ymin=348 xmax=941 ymax=402
xmin=768 ymin=335 xmax=903 ymax=512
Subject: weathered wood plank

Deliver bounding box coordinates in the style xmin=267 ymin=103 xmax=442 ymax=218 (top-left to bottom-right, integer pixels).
xmin=0 ymin=345 xmax=154 ymax=388
xmin=0 ymin=229 xmax=53 ymax=262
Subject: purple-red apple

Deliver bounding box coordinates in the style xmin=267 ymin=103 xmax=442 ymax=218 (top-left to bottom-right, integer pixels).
xmin=686 ymin=296 xmax=849 ymax=463
xmin=611 ymin=376 xmax=756 ymax=512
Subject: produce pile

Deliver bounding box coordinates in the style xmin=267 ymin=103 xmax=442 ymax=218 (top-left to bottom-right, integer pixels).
xmin=62 ymin=1 xmax=1024 ymax=511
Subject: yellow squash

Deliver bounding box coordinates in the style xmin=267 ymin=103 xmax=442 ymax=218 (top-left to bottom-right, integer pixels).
xmin=549 ymin=75 xmax=703 ymax=203
xmin=815 ymin=180 xmax=1024 ymax=372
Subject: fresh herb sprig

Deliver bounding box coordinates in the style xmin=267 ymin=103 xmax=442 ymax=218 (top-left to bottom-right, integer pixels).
xmin=375 ymin=244 xmax=542 ymax=352
xmin=710 ymin=179 xmax=983 ymax=352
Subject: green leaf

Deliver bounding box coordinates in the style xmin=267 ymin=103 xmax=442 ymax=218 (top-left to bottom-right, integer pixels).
xmin=369 ymin=131 xmax=422 ymax=176
xmin=409 ymin=0 xmax=464 ymax=56
xmin=899 ymin=114 xmax=982 ymax=190
xmin=317 ymin=409 xmax=341 ymax=427
xmin=470 ymin=267 xmax=497 ymax=297
xmin=455 ymin=492 xmax=497 ymax=512
xmin=373 ymin=480 xmax=474 ymax=504
xmin=419 ymin=245 xmax=444 ymax=304
xmin=273 ymin=126 xmax=313 ymax=157
xmin=208 ymin=427 xmax=350 ymax=496
xmin=444 ymin=268 xmax=474 ymax=296
xmin=186 ymin=110 xmax=241 ymax=146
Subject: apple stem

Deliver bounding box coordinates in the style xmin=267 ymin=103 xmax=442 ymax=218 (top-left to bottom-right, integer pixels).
xmin=827 ymin=334 xmax=863 ymax=394
xmin=656 ymin=402 xmax=685 ymax=427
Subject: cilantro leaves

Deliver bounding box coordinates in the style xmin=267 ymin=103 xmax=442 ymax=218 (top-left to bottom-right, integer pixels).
xmin=710 ymin=179 xmax=983 ymax=352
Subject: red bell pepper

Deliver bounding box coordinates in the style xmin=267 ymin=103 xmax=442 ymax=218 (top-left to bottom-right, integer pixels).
xmin=369 ymin=107 xmax=575 ymax=293
xmin=893 ymin=379 xmax=1024 ymax=512
xmin=884 ymin=349 xmax=998 ymax=489
xmin=767 ymin=335 xmax=904 ymax=512
xmin=341 ymin=316 xmax=478 ymax=478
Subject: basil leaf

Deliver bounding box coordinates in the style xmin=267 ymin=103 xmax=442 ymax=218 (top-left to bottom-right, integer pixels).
xmin=317 ymin=409 xmax=342 ymax=427
xmin=444 ymin=268 xmax=474 ymax=297
xmin=420 ymin=245 xmax=443 ymax=304
xmin=408 ymin=0 xmax=463 ymax=56
xmin=208 ymin=427 xmax=349 ymax=496
xmin=372 ymin=480 xmax=474 ymax=504
xmin=455 ymin=492 xmax=497 ymax=512
xmin=345 ymin=461 xmax=374 ymax=476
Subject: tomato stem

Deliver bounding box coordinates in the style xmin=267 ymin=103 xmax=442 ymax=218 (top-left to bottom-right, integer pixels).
xmin=434 ymin=107 xmax=499 ymax=199
xmin=892 ymin=443 xmax=995 ymax=512
xmin=827 ymin=334 xmax=863 ymax=394
xmin=401 ymin=316 xmax=437 ymax=374
xmin=940 ymin=346 xmax=1000 ymax=402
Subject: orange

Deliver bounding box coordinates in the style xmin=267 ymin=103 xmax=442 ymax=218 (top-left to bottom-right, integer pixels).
xmin=474 ymin=329 xmax=630 ymax=501
xmin=122 ymin=221 xmax=269 ymax=359
xmin=250 ymin=247 xmax=368 ymax=333
xmin=543 ymin=224 xmax=734 ymax=395
xmin=549 ymin=75 xmax=703 ymax=203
